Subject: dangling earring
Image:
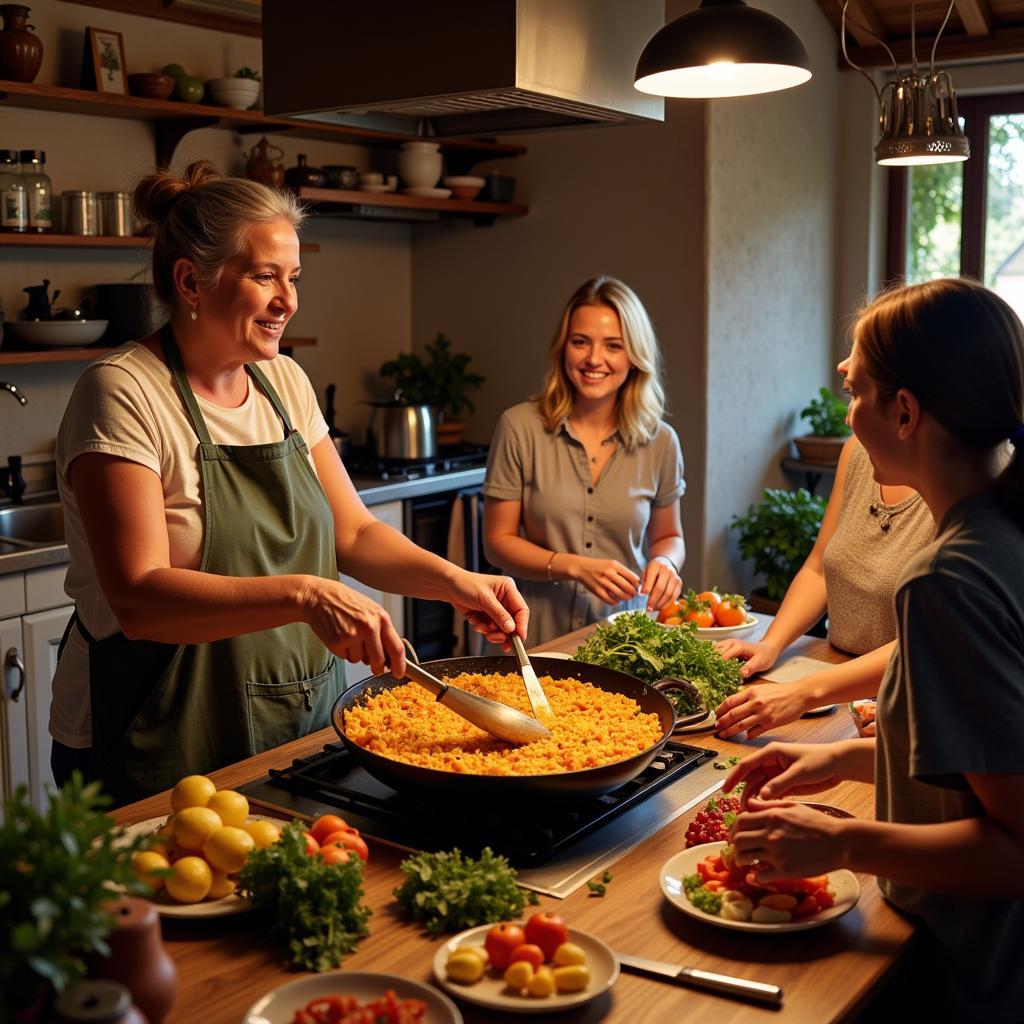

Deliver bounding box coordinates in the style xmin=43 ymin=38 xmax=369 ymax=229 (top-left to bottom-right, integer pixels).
xmin=190 ymin=304 xmax=198 ymax=321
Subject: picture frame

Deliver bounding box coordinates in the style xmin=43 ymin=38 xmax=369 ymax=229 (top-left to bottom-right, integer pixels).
xmin=82 ymin=27 xmax=127 ymax=95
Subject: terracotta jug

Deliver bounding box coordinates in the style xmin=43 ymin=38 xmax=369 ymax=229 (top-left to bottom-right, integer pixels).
xmin=90 ymin=897 xmax=177 ymax=1024
xmin=0 ymin=5 xmax=43 ymax=83
xmin=244 ymin=136 xmax=285 ymax=188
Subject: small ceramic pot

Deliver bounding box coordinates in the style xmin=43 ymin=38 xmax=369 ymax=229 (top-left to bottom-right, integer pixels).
xmin=0 ymin=4 xmax=42 ymax=83
xmin=397 ymin=141 xmax=442 ymax=189
xmin=322 ymin=164 xmax=358 ymax=189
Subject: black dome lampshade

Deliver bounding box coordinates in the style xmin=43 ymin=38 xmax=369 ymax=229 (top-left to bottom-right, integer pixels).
xmin=634 ymin=0 xmax=812 ymax=99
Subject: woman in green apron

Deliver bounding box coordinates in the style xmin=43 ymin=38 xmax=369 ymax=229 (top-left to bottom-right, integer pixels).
xmin=51 ymin=161 xmax=527 ymax=804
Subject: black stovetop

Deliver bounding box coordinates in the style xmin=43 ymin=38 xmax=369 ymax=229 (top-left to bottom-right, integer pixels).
xmin=237 ymin=740 xmax=716 ymax=868
xmin=343 ymin=442 xmax=488 ymax=481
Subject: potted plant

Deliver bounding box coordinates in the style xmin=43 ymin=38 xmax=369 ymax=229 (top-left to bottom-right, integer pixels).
xmin=793 ymin=387 xmax=851 ymax=464
xmin=379 ymin=333 xmax=484 ymax=444
xmin=731 ymin=487 xmax=826 ymax=613
xmin=0 ymin=773 xmax=149 ymax=1020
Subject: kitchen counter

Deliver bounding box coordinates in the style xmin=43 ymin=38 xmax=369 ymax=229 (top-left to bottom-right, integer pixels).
xmin=111 ymin=622 xmax=914 ymax=1024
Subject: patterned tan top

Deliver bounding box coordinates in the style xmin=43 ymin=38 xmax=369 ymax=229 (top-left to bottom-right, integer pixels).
xmin=821 ymin=439 xmax=935 ymax=655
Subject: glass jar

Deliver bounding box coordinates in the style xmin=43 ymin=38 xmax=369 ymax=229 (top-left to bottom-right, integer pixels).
xmin=0 ymin=148 xmax=27 ymax=231
xmin=18 ymin=148 xmax=52 ymax=232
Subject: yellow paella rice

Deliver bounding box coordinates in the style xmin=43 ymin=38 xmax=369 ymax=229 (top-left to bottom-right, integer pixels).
xmin=343 ymin=672 xmax=663 ymax=775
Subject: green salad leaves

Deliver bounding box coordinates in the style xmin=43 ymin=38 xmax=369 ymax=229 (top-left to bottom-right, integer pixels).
xmin=573 ymin=611 xmax=743 ymax=713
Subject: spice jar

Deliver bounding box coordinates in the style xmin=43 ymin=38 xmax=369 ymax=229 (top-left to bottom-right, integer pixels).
xmin=18 ymin=148 xmax=51 ymax=232
xmin=62 ymin=190 xmax=97 ymax=235
xmin=97 ymin=191 xmax=135 ymax=236
xmin=0 ymin=148 xmax=27 ymax=231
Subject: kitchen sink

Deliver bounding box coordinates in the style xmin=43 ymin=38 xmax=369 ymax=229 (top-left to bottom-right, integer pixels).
xmin=0 ymin=502 xmax=66 ymax=547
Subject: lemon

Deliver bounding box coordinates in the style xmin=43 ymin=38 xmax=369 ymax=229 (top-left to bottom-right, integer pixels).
xmin=166 ymin=856 xmax=212 ymax=903
xmin=170 ymin=775 xmax=216 ymax=812
xmin=173 ymin=806 xmax=222 ymax=850
xmin=131 ymin=850 xmax=170 ymax=892
xmin=242 ymin=819 xmax=281 ymax=849
xmin=203 ymin=826 xmax=254 ymax=873
xmin=207 ymin=789 xmax=248 ymax=827
xmin=207 ymin=869 xmax=237 ymax=900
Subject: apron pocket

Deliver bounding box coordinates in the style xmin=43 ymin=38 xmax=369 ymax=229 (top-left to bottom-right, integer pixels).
xmin=244 ymin=657 xmax=344 ymax=753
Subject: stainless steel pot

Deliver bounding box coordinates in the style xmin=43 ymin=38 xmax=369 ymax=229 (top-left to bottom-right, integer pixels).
xmin=366 ymin=398 xmax=437 ymax=459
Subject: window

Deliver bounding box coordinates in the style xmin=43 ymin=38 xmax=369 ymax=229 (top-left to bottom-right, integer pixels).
xmin=886 ymin=93 xmax=1024 ymax=319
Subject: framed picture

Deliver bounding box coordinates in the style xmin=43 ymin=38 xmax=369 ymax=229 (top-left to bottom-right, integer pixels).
xmin=82 ymin=27 xmax=127 ymax=94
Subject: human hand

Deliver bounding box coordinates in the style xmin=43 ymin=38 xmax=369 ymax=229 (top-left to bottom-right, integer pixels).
xmin=713 ymin=639 xmax=781 ymax=678
xmin=447 ymin=568 xmax=528 ymax=650
xmin=569 ymin=555 xmax=641 ymax=605
xmin=641 ymin=557 xmax=682 ymax=613
xmin=302 ymin=577 xmax=405 ymax=677
xmin=729 ymin=799 xmax=848 ymax=880
xmin=714 ymin=682 xmax=811 ymax=739
xmin=723 ymin=741 xmax=848 ymax=808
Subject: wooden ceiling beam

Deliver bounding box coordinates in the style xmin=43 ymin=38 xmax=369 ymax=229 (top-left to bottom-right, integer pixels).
xmin=841 ymin=0 xmax=886 ymax=46
xmin=840 ymin=26 xmax=1024 ymax=68
xmin=954 ymin=0 xmax=992 ymax=36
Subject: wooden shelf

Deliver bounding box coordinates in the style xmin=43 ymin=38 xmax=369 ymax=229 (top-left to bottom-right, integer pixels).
xmin=0 ymin=233 xmax=319 ymax=252
xmin=68 ymin=0 xmax=261 ymax=38
xmin=780 ymin=455 xmax=839 ymax=496
xmin=0 ymin=337 xmax=316 ymax=366
xmin=296 ymin=186 xmax=527 ymax=225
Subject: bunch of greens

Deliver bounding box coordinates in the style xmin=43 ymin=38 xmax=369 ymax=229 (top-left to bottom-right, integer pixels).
xmin=394 ymin=847 xmax=537 ymax=936
xmin=237 ymin=822 xmax=371 ymax=972
xmin=379 ymin=333 xmax=484 ymax=420
xmin=0 ymin=773 xmax=150 ymax=1011
xmin=572 ymin=611 xmax=743 ymax=713
xmin=800 ymin=387 xmax=851 ymax=437
xmin=233 ymin=66 xmax=261 ymax=81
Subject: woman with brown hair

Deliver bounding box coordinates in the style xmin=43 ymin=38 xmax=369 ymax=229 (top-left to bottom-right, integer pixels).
xmin=50 ymin=161 xmax=527 ymax=802
xmin=726 ymin=278 xmax=1024 ymax=1019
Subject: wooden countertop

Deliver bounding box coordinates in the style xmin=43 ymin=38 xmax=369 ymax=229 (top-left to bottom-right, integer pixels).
xmin=112 ymin=622 xmax=914 ymax=1023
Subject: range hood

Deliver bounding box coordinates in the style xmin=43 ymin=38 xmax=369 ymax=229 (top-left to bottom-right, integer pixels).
xmin=262 ymin=0 xmax=664 ymax=137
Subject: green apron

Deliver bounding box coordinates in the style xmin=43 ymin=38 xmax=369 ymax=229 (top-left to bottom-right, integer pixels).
xmin=79 ymin=325 xmax=345 ymax=804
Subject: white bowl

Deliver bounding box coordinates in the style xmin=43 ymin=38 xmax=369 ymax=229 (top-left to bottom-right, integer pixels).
xmin=206 ymin=77 xmax=260 ymax=109
xmin=5 ymin=320 xmax=109 ymax=347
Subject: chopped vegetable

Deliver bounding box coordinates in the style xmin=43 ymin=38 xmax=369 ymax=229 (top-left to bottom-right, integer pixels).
xmin=393 ymin=847 xmax=536 ymax=936
xmin=291 ymin=990 xmax=426 ymax=1024
xmin=237 ymin=822 xmax=371 ymax=972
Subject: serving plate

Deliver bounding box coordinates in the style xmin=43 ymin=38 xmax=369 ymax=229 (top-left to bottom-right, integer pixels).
xmin=243 ymin=970 xmax=463 ymax=1024
xmin=660 ymin=841 xmax=860 ymax=933
xmin=431 ymin=923 xmax=617 ymax=1014
xmin=606 ymin=608 xmax=759 ymax=641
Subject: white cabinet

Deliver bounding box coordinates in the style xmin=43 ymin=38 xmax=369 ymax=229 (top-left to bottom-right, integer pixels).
xmin=0 ymin=615 xmax=29 ymax=804
xmin=338 ymin=500 xmax=405 ymax=637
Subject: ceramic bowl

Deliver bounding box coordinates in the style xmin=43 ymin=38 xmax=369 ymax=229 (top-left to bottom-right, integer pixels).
xmin=127 ymin=73 xmax=175 ymax=101
xmin=5 ymin=320 xmax=109 ymax=347
xmin=849 ymin=698 xmax=877 ymax=737
xmin=206 ymin=77 xmax=261 ymax=110
xmin=442 ymin=175 xmax=485 ymax=200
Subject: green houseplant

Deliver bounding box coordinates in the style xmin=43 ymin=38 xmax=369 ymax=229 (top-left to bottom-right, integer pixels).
xmin=379 ymin=333 xmax=484 ymax=443
xmin=731 ymin=487 xmax=827 ymax=607
xmin=794 ymin=387 xmax=851 ymax=465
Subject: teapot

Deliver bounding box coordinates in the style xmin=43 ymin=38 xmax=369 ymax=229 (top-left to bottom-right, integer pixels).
xmin=22 ymin=278 xmax=58 ymax=320
xmin=244 ymin=136 xmax=285 ymax=188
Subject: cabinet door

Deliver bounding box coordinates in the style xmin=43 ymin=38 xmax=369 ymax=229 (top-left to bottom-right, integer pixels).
xmin=338 ymin=500 xmax=405 ymax=636
xmin=0 ymin=615 xmax=29 ymax=810
xmin=22 ymin=605 xmax=73 ymax=810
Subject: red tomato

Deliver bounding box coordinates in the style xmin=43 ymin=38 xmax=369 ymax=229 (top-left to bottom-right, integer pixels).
xmin=509 ymin=943 xmax=545 ymax=969
xmin=320 ymin=829 xmax=369 ymax=862
xmin=524 ymin=912 xmax=569 ymax=961
xmin=697 ymin=590 xmax=722 ymax=607
xmin=302 ymin=832 xmax=320 ymax=857
xmin=309 ymin=814 xmax=351 ymax=845
xmin=657 ymin=599 xmax=683 ymax=623
xmin=714 ymin=597 xmax=747 ymax=627
xmin=684 ymin=608 xmax=716 ymax=628
xmin=485 ymin=923 xmax=527 ymax=970
xmin=317 ymin=845 xmax=352 ymax=866
xmin=661 ymin=615 xmax=683 ymax=626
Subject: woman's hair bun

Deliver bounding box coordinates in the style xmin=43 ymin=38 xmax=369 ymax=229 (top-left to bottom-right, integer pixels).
xmin=133 ymin=160 xmax=222 ymax=225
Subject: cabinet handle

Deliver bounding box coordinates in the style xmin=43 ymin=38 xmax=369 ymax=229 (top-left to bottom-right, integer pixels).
xmin=4 ymin=647 xmax=25 ymax=702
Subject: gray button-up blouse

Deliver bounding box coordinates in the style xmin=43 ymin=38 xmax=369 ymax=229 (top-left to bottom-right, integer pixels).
xmin=483 ymin=401 xmax=685 ymax=645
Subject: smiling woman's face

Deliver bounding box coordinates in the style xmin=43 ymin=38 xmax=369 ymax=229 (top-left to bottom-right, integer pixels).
xmin=562 ymin=304 xmax=633 ymax=407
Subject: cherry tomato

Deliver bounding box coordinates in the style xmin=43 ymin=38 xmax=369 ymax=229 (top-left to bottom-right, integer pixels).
xmin=697 ymin=589 xmax=722 ymax=607
xmin=524 ymin=912 xmax=569 ymax=961
xmin=509 ymin=943 xmax=546 ymax=970
xmin=302 ymin=832 xmax=320 ymax=857
xmin=309 ymin=814 xmax=351 ymax=845
xmin=320 ymin=829 xmax=369 ymax=862
xmin=485 ymin=923 xmax=527 ymax=970
xmin=317 ymin=845 xmax=352 ymax=866
xmin=714 ymin=595 xmax=747 ymax=627
xmin=662 ymin=615 xmax=683 ymax=626
xmin=684 ymin=608 xmax=716 ymax=628
xmin=657 ymin=599 xmax=683 ymax=623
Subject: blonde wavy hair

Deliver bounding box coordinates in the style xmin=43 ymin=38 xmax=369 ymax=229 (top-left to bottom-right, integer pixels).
xmin=536 ymin=277 xmax=666 ymax=449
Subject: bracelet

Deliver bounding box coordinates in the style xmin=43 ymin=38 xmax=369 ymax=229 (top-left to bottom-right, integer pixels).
xmin=651 ymin=554 xmax=677 ymax=573
xmin=545 ymin=551 xmax=559 ymax=584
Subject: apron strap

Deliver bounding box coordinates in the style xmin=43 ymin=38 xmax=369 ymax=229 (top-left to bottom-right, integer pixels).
xmin=247 ymin=362 xmax=296 ymax=437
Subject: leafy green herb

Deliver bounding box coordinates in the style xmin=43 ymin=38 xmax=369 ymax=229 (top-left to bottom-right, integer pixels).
xmin=233 ymin=66 xmax=261 ymax=81
xmin=586 ymin=881 xmax=605 ymax=896
xmin=602 ymin=869 xmax=613 ymax=883
xmin=394 ymin=847 xmax=532 ymax=935
xmin=800 ymin=387 xmax=851 ymax=437
xmin=573 ymin=611 xmax=743 ymax=711
xmin=237 ymin=822 xmax=371 ymax=972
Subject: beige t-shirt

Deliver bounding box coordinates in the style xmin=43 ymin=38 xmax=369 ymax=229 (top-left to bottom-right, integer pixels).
xmin=51 ymin=341 xmax=329 ymax=747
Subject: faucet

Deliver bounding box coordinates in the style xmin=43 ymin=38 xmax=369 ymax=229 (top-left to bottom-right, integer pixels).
xmin=0 ymin=382 xmax=27 ymax=406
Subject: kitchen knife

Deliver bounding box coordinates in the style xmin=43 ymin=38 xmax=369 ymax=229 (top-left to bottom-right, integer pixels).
xmin=616 ymin=952 xmax=783 ymax=1006
xmin=510 ymin=634 xmax=552 ymax=719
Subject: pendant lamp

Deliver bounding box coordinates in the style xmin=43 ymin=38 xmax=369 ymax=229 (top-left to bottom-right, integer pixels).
xmin=633 ymin=0 xmax=811 ymax=100
xmin=841 ymin=0 xmax=969 ymax=166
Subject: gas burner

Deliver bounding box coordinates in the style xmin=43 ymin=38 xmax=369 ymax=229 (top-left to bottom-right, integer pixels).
xmin=344 ymin=442 xmax=489 ymax=481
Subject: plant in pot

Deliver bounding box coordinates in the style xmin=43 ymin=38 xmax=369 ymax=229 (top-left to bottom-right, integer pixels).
xmin=379 ymin=333 xmax=484 ymax=445
xmin=794 ymin=387 xmax=851 ymax=464
xmin=731 ymin=487 xmax=826 ymax=613
xmin=1 ymin=773 xmax=150 ymax=1021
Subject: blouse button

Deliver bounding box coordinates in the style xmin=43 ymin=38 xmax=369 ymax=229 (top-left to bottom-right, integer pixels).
xmin=587 ymin=515 xmax=594 ymax=522
xmin=585 ymin=542 xmax=592 ymax=549
xmin=587 ymin=487 xmax=594 ymax=494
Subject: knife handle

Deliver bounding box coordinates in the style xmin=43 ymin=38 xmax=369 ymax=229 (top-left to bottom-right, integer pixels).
xmin=510 ymin=633 xmax=530 ymax=668
xmin=680 ymin=967 xmax=783 ymax=1005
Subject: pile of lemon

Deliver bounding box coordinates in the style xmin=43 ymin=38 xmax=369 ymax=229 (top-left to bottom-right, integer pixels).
xmin=131 ymin=774 xmax=281 ymax=904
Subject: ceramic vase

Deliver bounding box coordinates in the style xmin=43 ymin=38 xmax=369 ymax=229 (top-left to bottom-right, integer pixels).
xmin=0 ymin=5 xmax=42 ymax=83
xmin=397 ymin=141 xmax=442 ymax=189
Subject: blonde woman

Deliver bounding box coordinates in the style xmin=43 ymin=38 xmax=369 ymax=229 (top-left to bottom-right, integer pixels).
xmin=483 ymin=277 xmax=684 ymax=645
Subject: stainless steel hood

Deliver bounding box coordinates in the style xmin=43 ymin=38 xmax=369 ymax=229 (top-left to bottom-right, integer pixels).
xmin=262 ymin=0 xmax=665 ymax=137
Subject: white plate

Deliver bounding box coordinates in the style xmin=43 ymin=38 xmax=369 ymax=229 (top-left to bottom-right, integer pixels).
xmin=243 ymin=970 xmax=463 ymax=1024
xmin=605 ymin=608 xmax=759 ymax=640
xmin=673 ymin=708 xmax=717 ymax=734
xmin=5 ymin=319 xmax=109 ymax=347
xmin=660 ymin=841 xmax=860 ymax=933
xmin=404 ymin=186 xmax=452 ymax=198
xmin=358 ymin=183 xmax=390 ymax=193
xmin=431 ymin=923 xmax=618 ymax=1014
xmin=119 ymin=814 xmax=288 ymax=918
xmin=529 ymin=651 xmax=573 ymax=660
xmin=759 ymin=656 xmax=837 ymax=715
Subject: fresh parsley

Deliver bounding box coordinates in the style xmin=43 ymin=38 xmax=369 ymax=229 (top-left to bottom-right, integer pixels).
xmin=393 ymin=847 xmax=536 ymax=936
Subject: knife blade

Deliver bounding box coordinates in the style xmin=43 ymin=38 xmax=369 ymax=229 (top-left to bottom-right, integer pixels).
xmin=617 ymin=952 xmax=783 ymax=1006
xmin=510 ymin=634 xmax=552 ymax=718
